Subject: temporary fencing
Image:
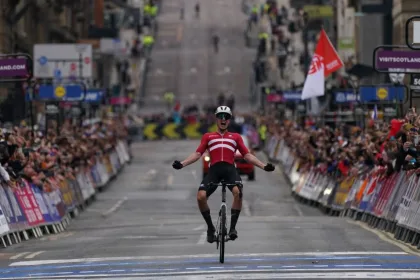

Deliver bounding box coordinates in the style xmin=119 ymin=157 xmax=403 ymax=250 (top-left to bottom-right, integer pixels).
xmin=265 ymin=134 xmax=420 ymax=250
xmin=0 ymin=140 xmax=131 ymax=248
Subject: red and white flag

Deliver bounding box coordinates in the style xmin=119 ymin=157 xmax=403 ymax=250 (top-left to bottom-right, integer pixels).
xmin=301 ymin=29 xmax=343 ymax=100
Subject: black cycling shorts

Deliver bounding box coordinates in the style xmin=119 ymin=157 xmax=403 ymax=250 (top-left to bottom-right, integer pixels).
xmin=199 ymin=162 xmax=243 ymax=198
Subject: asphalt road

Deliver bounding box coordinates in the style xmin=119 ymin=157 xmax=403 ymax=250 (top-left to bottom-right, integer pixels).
xmin=141 ymin=0 xmax=254 ymax=114
xmin=0 ymin=140 xmax=419 ymax=279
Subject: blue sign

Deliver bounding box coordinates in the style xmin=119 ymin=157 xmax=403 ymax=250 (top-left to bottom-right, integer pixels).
xmin=26 ymin=85 xmax=84 ymax=101
xmin=38 ymin=56 xmax=48 ymax=65
xmin=359 ymin=86 xmax=405 ymax=102
xmin=334 ymin=90 xmax=359 ymax=103
xmin=54 ymin=69 xmax=61 ymax=78
xmin=282 ymin=91 xmax=302 ymax=101
xmin=84 ymin=89 xmax=104 ymax=103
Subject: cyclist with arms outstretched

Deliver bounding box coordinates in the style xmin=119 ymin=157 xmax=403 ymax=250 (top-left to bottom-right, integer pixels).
xmin=172 ymin=106 xmax=275 ymax=243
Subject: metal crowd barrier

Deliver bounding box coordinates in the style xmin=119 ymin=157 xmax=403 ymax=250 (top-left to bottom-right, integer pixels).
xmin=0 ymin=140 xmax=131 ymax=248
xmin=265 ymin=134 xmax=420 ymax=250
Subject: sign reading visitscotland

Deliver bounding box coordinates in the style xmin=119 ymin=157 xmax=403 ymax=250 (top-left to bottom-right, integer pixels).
xmin=376 ymin=50 xmax=420 ymax=70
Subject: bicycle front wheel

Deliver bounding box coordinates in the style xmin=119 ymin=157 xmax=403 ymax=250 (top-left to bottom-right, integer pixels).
xmin=219 ymin=204 xmax=226 ymax=263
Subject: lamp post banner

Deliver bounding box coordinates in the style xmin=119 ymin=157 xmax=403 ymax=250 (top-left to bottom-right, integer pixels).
xmin=376 ymin=50 xmax=420 ymax=70
xmin=0 ymin=58 xmax=28 ymax=77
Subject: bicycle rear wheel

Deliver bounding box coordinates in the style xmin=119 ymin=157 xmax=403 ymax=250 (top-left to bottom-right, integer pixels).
xmin=219 ymin=204 xmax=226 ymax=263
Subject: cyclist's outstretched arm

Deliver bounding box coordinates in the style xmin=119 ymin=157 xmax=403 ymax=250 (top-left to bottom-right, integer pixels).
xmin=243 ymin=153 xmax=265 ymax=169
xmin=181 ymin=133 xmax=209 ymax=167
xmin=181 ymin=152 xmax=201 ymax=167
xmin=236 ymin=135 xmax=265 ymax=169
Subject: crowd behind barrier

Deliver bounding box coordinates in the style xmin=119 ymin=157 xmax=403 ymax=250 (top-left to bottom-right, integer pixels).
xmin=0 ymin=116 xmax=131 ymax=248
xmin=264 ymin=122 xmax=420 ymax=250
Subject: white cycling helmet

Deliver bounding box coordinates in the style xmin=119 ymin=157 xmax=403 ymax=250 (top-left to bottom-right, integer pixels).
xmin=215 ymin=106 xmax=232 ymax=116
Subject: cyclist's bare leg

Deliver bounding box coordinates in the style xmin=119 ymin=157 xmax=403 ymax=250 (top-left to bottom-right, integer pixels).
xmin=229 ymin=186 xmax=241 ymax=240
xmin=197 ymin=190 xmax=216 ymax=243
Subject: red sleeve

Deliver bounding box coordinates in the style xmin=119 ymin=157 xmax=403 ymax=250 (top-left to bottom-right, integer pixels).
xmin=196 ymin=134 xmax=209 ymax=154
xmin=236 ymin=134 xmax=250 ymax=156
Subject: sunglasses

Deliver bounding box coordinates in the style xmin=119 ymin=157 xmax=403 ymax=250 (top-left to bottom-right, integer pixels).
xmin=216 ymin=113 xmax=231 ymax=120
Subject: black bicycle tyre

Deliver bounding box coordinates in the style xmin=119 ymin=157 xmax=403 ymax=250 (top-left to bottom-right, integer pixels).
xmin=219 ymin=204 xmax=226 ymax=263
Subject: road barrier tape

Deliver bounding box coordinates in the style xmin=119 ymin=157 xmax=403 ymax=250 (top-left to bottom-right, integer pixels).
xmin=0 ymin=140 xmax=131 ymax=249
xmin=265 ymin=134 xmax=420 ymax=250
xmin=142 ymin=123 xmax=219 ymax=140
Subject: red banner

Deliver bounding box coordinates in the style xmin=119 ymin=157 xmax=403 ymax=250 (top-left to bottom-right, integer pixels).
xmin=14 ymin=180 xmax=45 ymax=226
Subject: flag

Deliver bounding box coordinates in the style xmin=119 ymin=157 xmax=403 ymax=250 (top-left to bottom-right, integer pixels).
xmin=371 ymin=104 xmax=378 ymax=120
xmin=301 ymin=29 xmax=344 ymax=100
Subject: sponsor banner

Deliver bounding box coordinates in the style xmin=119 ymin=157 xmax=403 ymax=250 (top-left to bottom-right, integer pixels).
xmin=26 ymin=85 xmax=84 ymax=101
xmin=359 ymin=86 xmax=405 ymax=102
xmin=376 ymin=50 xmax=420 ymax=71
xmin=84 ymin=89 xmax=104 ymax=103
xmin=266 ymin=93 xmax=283 ymax=103
xmin=110 ymin=96 xmax=132 ymax=105
xmin=14 ymin=180 xmax=45 ymax=227
xmin=5 ymin=185 xmax=27 ymax=229
xmin=31 ymin=185 xmax=54 ymax=223
xmin=282 ymin=91 xmax=302 ymax=101
xmin=334 ymin=90 xmax=358 ymax=103
xmin=0 ymin=203 xmax=10 ymax=235
xmin=0 ymin=58 xmax=29 ymax=77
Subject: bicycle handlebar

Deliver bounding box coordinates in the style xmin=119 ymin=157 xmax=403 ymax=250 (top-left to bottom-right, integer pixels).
xmin=208 ymin=181 xmax=243 ymax=187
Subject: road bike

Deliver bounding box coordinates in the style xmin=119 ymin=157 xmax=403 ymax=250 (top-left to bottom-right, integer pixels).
xmin=209 ymin=180 xmax=242 ymax=263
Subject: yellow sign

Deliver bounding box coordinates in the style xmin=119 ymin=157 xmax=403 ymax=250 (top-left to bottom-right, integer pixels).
xmin=162 ymin=123 xmax=181 ymax=139
xmin=376 ymin=87 xmax=388 ymax=100
xmin=55 ymin=86 xmax=66 ymax=98
xmin=303 ymin=5 xmax=333 ymax=18
xmin=143 ymin=124 xmax=158 ymax=140
xmin=184 ymin=123 xmax=202 ymax=139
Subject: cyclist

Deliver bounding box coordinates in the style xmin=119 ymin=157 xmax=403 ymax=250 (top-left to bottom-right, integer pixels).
xmin=195 ymin=2 xmax=200 ymax=18
xmin=212 ymin=34 xmax=220 ymax=53
xmin=172 ymin=106 xmax=275 ymax=243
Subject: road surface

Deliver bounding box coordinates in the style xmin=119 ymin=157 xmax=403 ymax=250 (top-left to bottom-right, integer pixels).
xmin=141 ymin=0 xmax=254 ymax=114
xmin=0 ymin=140 xmax=419 ymax=279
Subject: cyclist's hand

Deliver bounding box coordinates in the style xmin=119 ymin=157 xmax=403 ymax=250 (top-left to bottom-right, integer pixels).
xmin=172 ymin=160 xmax=183 ymax=170
xmin=264 ymin=163 xmax=275 ymax=172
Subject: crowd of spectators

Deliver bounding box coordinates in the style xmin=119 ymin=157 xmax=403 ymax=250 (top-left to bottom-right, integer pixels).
xmin=264 ymin=109 xmax=420 ymax=180
xmin=0 ymin=115 xmax=130 ymax=190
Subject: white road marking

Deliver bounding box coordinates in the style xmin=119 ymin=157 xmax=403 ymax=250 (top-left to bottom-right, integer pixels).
xmin=24 ymin=251 xmax=45 ymax=259
xmin=234 ymin=266 xmax=247 ymax=268
xmin=242 ymin=200 xmax=251 ymax=216
xmin=335 ymin=264 xmax=382 ymax=267
xmin=166 ymin=174 xmax=174 ymax=187
xmin=186 ymin=267 xmax=199 ymax=270
xmin=155 ymin=69 xmax=163 ymax=75
xmin=102 ymin=197 xmax=128 ymax=217
xmin=9 ymin=252 xmax=408 ymax=266
xmin=282 ymin=265 xmax=296 ymax=268
xmin=79 ymin=271 xmax=95 ymax=274
xmin=190 ymin=67 xmax=197 ymax=73
xmin=10 ymin=271 xmax=420 ymax=280
xmin=293 ymin=204 xmax=304 ymax=217
xmin=197 ymin=231 xmax=206 ymax=245
xmin=257 ymin=265 xmax=272 ymax=268
xmin=193 ymin=224 xmax=205 ymax=231
xmin=210 ymin=266 xmax=223 ymax=269
xmin=10 ymin=252 xmax=30 ymax=260
xmin=110 ymin=269 xmax=126 ymax=272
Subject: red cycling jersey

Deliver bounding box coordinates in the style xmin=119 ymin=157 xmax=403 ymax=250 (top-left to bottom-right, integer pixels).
xmin=196 ymin=132 xmax=250 ymax=165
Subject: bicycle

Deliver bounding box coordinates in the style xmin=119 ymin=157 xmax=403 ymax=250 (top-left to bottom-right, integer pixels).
xmin=208 ymin=180 xmax=242 ymax=263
